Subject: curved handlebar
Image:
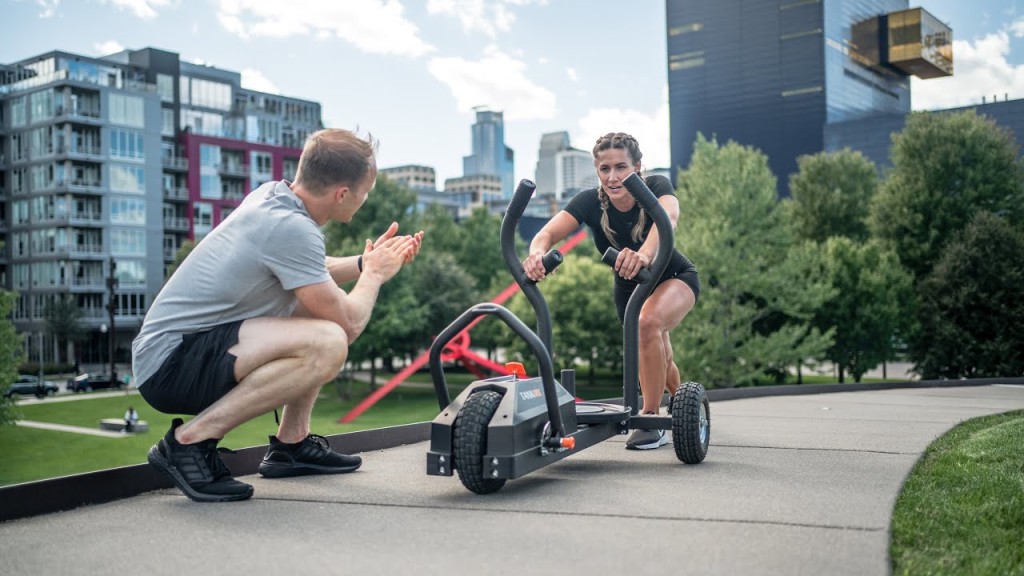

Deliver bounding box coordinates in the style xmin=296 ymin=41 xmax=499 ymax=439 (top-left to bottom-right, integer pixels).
xmin=619 ymin=172 xmax=675 ymax=414
xmin=601 ymin=248 xmax=651 ymax=284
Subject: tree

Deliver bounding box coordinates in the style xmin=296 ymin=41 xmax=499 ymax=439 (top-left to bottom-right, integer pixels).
xmin=0 ymin=289 xmax=26 ymax=425
xmin=785 ymin=148 xmax=876 ymax=243
xmin=43 ymin=295 xmax=84 ymax=366
xmin=323 ymin=174 xmax=420 ymax=257
xmin=674 ymin=135 xmax=834 ymax=387
xmin=816 ymin=238 xmax=915 ymax=382
xmin=452 ymin=207 xmax=506 ymax=293
xmin=166 ymin=240 xmax=197 ymax=280
xmin=914 ymin=212 xmax=1024 ymax=379
xmin=869 ymin=110 xmax=1024 ymax=283
xmin=505 ymin=252 xmax=622 ymax=385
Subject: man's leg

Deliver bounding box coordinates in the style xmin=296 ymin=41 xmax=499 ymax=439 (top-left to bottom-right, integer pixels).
xmin=174 ymin=316 xmax=347 ymax=445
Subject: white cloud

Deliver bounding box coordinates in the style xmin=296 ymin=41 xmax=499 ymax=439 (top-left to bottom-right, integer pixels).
xmin=240 ymin=68 xmax=281 ymax=95
xmin=566 ymin=67 xmax=578 ymax=82
xmin=93 ymin=40 xmax=126 ymax=56
xmin=574 ymin=87 xmax=671 ymax=170
xmin=35 ymin=0 xmax=59 ymax=18
xmin=102 ymin=0 xmax=175 ymax=20
xmin=912 ymin=24 xmax=1024 ymax=110
xmin=426 ymin=0 xmax=546 ymax=37
xmin=215 ymin=0 xmax=435 ymax=57
xmin=427 ymin=46 xmax=556 ymax=121
xmin=426 ymin=0 xmax=513 ymax=37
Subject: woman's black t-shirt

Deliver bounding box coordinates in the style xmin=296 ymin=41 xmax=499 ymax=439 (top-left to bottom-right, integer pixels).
xmin=563 ymin=174 xmax=696 ymax=286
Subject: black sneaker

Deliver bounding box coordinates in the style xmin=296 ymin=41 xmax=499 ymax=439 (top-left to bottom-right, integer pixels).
xmin=258 ymin=433 xmax=362 ymax=478
xmin=147 ymin=418 xmax=253 ymax=503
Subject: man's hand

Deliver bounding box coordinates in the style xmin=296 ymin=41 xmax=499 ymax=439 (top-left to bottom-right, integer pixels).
xmin=372 ymin=223 xmax=424 ymax=265
xmin=362 ymin=222 xmax=425 ymax=283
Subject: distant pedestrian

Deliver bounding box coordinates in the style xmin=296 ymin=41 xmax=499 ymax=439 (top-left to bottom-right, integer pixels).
xmin=124 ymin=406 xmax=139 ymax=433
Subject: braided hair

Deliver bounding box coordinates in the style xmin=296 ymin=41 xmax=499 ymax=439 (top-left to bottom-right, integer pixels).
xmin=594 ymin=132 xmax=645 ymax=248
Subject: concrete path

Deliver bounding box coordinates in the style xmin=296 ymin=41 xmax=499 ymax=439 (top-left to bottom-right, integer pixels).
xmin=14 ymin=420 xmax=131 ymax=438
xmin=0 ymin=384 xmax=1022 ymax=576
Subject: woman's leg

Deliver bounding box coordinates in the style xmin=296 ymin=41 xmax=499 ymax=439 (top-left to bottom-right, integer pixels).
xmin=637 ymin=279 xmax=695 ymax=414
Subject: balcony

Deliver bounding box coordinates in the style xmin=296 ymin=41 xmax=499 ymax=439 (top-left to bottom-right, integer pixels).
xmin=163 ymin=216 xmax=190 ymax=231
xmin=163 ymin=187 xmax=189 ymax=201
xmin=71 ymin=276 xmax=105 ymax=291
xmin=53 ymin=105 xmax=103 ymax=125
xmin=70 ymin=211 xmax=103 ymax=225
xmin=66 ymin=244 xmax=104 ymax=258
xmin=59 ymin=144 xmax=104 ymax=159
xmin=219 ymin=163 xmax=250 ymax=178
xmin=162 ymin=156 xmax=189 ymax=171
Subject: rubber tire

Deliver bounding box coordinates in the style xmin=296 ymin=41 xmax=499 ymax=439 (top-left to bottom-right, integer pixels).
xmin=672 ymin=381 xmax=710 ymax=464
xmin=452 ymin=390 xmax=506 ymax=494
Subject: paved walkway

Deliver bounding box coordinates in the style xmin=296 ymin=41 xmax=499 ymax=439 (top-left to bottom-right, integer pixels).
xmin=14 ymin=419 xmax=132 ymax=438
xmin=0 ymin=384 xmax=1022 ymax=575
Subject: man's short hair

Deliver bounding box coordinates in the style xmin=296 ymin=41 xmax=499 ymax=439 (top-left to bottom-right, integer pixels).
xmin=294 ymin=129 xmax=378 ymax=196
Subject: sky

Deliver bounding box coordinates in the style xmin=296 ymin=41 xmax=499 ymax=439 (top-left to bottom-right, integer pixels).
xmin=2 ymin=0 xmax=1024 ymax=187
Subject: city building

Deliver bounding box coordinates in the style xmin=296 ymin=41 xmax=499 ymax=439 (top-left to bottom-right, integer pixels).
xmin=379 ymin=164 xmax=458 ymax=216
xmin=443 ymin=173 xmax=503 ymax=219
xmin=461 ymin=106 xmax=515 ymax=200
xmin=0 ymin=47 xmax=322 ymax=368
xmin=533 ymin=130 xmax=598 ymax=207
xmin=666 ymin=0 xmax=953 ymax=195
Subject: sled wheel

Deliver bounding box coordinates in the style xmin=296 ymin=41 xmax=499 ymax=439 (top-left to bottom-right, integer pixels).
xmin=453 ymin=390 xmax=506 ymax=494
xmin=672 ymin=381 xmax=710 ymax=464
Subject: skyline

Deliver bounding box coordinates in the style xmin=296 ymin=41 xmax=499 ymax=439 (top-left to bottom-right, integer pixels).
xmin=3 ymin=0 xmax=1024 ymax=187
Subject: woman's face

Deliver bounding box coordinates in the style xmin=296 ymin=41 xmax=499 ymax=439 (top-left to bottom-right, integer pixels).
xmin=594 ymin=147 xmax=640 ymax=200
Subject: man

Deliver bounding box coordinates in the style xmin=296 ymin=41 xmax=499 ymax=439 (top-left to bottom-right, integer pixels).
xmin=132 ymin=129 xmax=423 ymax=502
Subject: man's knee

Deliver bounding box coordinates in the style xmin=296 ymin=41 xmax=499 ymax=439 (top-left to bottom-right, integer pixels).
xmin=309 ymin=322 xmax=349 ymax=379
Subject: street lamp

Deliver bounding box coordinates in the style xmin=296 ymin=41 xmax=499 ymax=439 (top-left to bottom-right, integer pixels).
xmin=99 ymin=323 xmax=107 ymax=374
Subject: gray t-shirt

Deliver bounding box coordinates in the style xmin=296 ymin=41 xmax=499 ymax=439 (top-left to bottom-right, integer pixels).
xmin=131 ymin=180 xmax=331 ymax=387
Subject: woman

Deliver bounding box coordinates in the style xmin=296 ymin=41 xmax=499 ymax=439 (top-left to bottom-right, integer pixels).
xmin=522 ymin=132 xmax=700 ymax=450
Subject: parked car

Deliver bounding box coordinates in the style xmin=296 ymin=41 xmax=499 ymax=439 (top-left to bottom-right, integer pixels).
xmin=4 ymin=375 xmax=60 ymax=399
xmin=67 ymin=373 xmax=122 ymax=393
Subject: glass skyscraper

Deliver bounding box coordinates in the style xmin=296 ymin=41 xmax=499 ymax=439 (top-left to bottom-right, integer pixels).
xmin=462 ymin=107 xmax=515 ymax=199
xmin=666 ymin=0 xmax=951 ymax=195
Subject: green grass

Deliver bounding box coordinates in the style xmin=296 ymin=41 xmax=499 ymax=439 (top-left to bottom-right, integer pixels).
xmin=890 ymin=410 xmax=1024 ymax=575
xmin=0 ymin=367 xmax=903 ymax=487
xmin=0 ymin=371 xmax=626 ymax=487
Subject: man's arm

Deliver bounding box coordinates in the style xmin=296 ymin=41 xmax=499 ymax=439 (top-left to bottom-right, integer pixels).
xmin=326 ymin=255 xmax=362 ymax=285
xmin=324 ymin=222 xmax=424 ymax=285
xmin=298 ymin=234 xmax=420 ymax=341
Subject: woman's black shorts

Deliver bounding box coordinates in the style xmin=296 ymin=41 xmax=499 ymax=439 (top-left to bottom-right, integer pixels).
xmin=613 ymin=266 xmax=700 ymax=325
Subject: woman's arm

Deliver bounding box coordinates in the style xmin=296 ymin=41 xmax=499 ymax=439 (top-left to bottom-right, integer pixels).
xmin=523 ymin=210 xmax=580 ymax=281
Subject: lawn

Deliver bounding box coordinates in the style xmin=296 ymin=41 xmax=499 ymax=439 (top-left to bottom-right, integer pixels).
xmin=890 ymin=409 xmax=1024 ymax=575
xmin=0 ymin=367 xmax=900 ymax=487
xmin=0 ymin=370 xmax=626 ymax=487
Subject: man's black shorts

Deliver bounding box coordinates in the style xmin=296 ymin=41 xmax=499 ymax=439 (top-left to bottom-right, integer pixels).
xmin=138 ymin=321 xmax=243 ymax=416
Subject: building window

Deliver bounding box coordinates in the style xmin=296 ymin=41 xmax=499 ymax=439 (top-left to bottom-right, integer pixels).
xmin=156 ymin=73 xmax=175 ymax=103
xmin=193 ymin=202 xmax=213 ymax=237
xmin=161 ymin=108 xmax=175 ymax=136
xmin=10 ymin=96 xmax=27 ymax=127
xmin=110 ymin=164 xmax=146 ymax=193
xmin=110 ymin=228 xmax=145 ymax=256
xmin=110 ymin=197 xmax=146 ymax=224
xmin=109 ymin=93 xmax=144 ymax=127
xmin=29 ymin=90 xmax=54 ymax=123
xmin=109 ymin=129 xmax=145 ymax=160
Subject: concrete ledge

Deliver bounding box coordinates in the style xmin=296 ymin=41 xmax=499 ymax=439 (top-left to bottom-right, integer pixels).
xmin=98 ymin=418 xmax=149 ymax=433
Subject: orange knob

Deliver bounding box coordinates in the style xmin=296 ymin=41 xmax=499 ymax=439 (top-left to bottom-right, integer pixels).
xmin=504 ymin=362 xmax=526 ymax=378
